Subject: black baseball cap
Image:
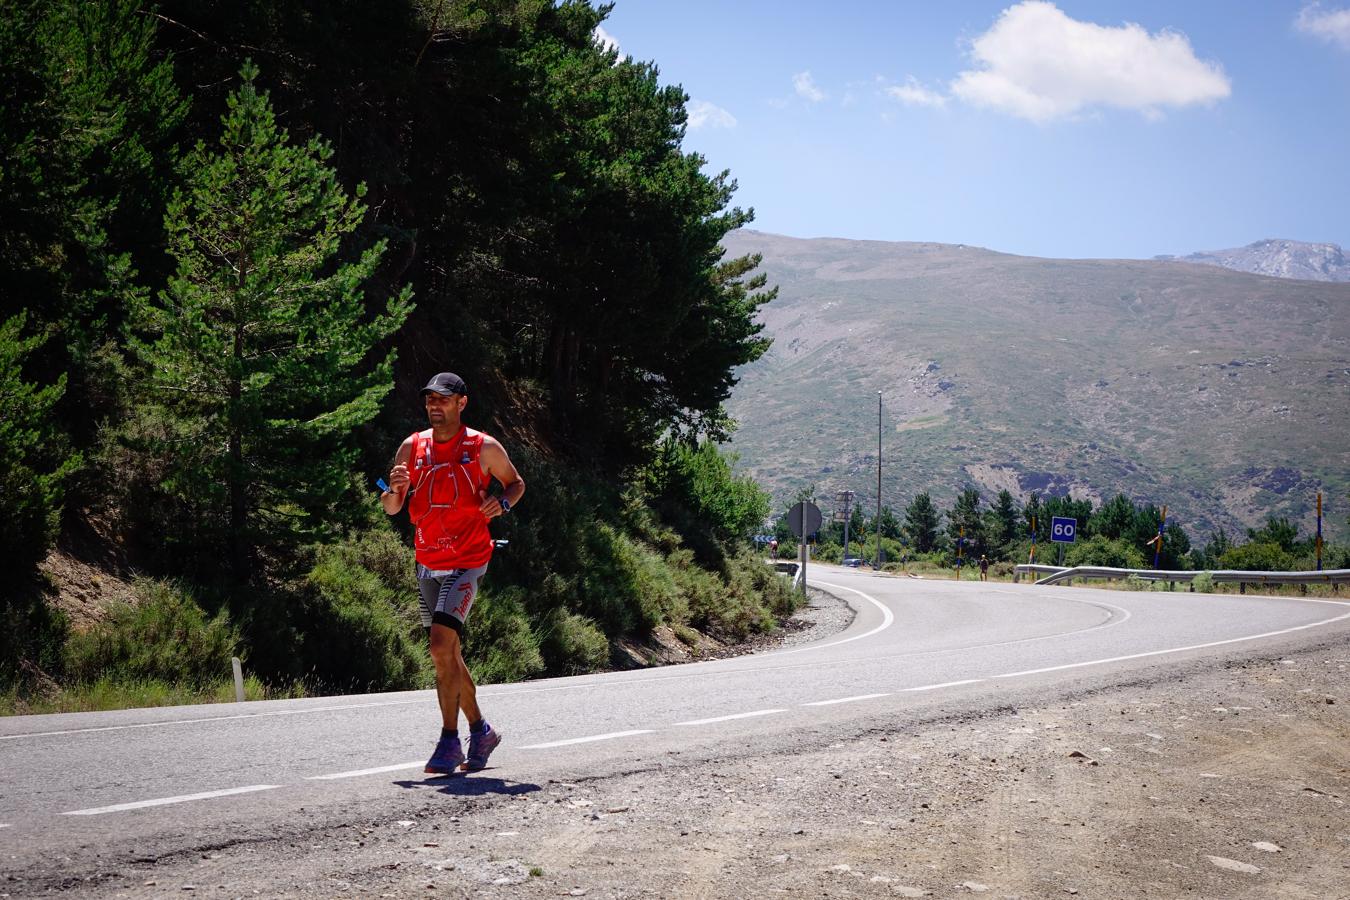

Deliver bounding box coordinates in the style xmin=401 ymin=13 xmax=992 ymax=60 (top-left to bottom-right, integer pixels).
xmin=421 ymin=372 xmax=468 ymax=396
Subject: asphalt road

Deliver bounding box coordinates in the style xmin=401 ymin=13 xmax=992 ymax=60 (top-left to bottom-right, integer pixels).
xmin=3 ymin=570 xmax=1348 ymax=884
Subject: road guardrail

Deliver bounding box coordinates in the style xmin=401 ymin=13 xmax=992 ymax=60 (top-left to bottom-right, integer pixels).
xmin=767 ymin=559 xmax=803 ymax=590
xmin=1013 ymin=564 xmax=1350 ymax=589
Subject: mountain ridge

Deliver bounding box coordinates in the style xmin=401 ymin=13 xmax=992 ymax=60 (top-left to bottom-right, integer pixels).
xmin=1157 ymin=238 xmax=1350 ymax=283
xmin=723 ymin=230 xmax=1350 ymax=543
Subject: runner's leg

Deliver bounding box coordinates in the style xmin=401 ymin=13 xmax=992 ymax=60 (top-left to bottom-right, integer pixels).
xmin=428 ymin=624 xmax=462 ymax=730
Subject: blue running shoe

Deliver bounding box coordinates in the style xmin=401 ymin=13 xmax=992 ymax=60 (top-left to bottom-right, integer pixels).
xmin=425 ymin=734 xmax=464 ymax=774
xmin=463 ymin=725 xmax=502 ymax=772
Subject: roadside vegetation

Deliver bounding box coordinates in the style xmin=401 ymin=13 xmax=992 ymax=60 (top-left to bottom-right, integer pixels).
xmin=0 ymin=0 xmax=793 ymax=713
xmin=773 ymin=485 xmax=1349 ymax=580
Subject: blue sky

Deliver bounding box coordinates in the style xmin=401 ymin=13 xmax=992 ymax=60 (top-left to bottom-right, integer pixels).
xmin=598 ymin=1 xmax=1350 ymax=259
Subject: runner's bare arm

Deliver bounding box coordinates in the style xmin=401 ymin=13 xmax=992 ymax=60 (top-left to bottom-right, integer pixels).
xmin=382 ymin=436 xmax=415 ymax=515
xmin=477 ymin=436 xmax=525 ymax=520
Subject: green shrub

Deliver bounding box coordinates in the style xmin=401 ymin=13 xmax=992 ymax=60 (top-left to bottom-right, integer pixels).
xmin=813 ymin=542 xmax=842 ymax=563
xmin=1220 ymin=541 xmax=1295 ymax=572
xmin=298 ymin=533 xmax=431 ymax=692
xmin=537 ymin=608 xmax=609 ymax=676
xmin=1124 ymin=574 xmax=1151 ymax=591
xmin=1 ymin=581 xmax=69 ymax=691
xmin=1066 ymin=535 xmax=1147 ymax=569
xmin=463 ymin=586 xmax=544 ymax=684
xmin=1191 ymin=571 xmax=1215 ymax=593
xmin=65 ymin=578 xmax=238 ymax=688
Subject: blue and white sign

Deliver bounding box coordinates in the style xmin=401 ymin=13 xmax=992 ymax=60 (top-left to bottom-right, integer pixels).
xmin=1051 ymin=516 xmax=1077 ymax=543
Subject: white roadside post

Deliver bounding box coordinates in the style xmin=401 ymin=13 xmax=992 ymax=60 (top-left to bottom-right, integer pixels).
xmin=231 ymin=656 xmax=245 ymax=702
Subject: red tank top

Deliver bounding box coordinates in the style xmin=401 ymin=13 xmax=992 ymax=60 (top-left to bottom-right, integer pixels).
xmin=406 ymin=426 xmax=494 ymax=569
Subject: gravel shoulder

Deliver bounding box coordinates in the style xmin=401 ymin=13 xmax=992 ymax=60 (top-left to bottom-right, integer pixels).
xmin=8 ymin=588 xmax=1349 ymax=899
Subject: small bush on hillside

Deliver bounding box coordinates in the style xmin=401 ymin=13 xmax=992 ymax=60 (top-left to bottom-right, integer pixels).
xmin=1066 ymin=535 xmax=1147 ymax=569
xmin=299 ymin=533 xmax=430 ymax=692
xmin=813 ymin=542 xmax=842 ymax=563
xmin=1220 ymin=541 xmax=1295 ymax=572
xmin=1 ymin=581 xmax=69 ymax=691
xmin=463 ymin=586 xmax=544 ymax=684
xmin=65 ymin=578 xmax=238 ymax=688
xmin=1191 ymin=571 xmax=1215 ymax=593
xmin=537 ymin=608 xmax=609 ymax=676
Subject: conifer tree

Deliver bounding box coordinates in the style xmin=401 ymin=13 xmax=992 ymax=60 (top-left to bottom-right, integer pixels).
xmin=946 ymin=487 xmax=988 ymax=561
xmin=903 ymin=492 xmax=941 ymax=553
xmin=127 ymin=64 xmax=412 ymax=584
xmin=0 ymin=313 xmax=77 ymax=577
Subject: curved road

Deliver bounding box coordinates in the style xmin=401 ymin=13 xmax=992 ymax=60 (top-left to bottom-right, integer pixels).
xmin=2 ymin=570 xmax=1348 ymax=881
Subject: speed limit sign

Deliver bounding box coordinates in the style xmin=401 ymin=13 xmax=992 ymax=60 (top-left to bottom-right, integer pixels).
xmin=1051 ymin=516 xmax=1077 ymax=543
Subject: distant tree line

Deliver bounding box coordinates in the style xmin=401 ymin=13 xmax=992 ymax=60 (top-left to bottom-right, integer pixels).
xmin=773 ymin=486 xmax=1348 ymax=574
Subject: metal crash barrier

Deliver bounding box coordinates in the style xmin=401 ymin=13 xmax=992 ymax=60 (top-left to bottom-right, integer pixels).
xmin=1013 ymin=564 xmax=1350 ymax=590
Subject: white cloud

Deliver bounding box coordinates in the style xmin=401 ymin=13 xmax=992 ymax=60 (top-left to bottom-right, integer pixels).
xmin=594 ymin=25 xmax=619 ymax=54
xmin=950 ymin=1 xmax=1231 ymax=123
xmin=687 ymin=99 xmax=737 ymax=130
xmin=1296 ymin=3 xmax=1350 ymax=49
xmin=793 ymin=70 xmax=827 ymax=102
xmin=885 ymin=77 xmax=948 ymax=109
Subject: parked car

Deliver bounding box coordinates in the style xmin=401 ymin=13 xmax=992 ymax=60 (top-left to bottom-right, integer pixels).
xmin=842 ymin=557 xmax=864 ymax=567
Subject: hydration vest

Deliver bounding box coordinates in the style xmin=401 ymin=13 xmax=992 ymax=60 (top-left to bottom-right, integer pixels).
xmin=406 ymin=426 xmax=494 ymax=569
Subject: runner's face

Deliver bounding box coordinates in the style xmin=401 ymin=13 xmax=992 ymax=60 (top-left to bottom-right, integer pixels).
xmin=425 ymin=391 xmax=466 ymax=425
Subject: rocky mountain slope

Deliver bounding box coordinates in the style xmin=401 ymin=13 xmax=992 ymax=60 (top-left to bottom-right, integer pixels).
xmin=721 ymin=230 xmax=1350 ymax=542
xmin=1158 ymin=239 xmax=1350 ymax=283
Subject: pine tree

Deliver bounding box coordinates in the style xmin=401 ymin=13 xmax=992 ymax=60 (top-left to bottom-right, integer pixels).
xmin=0 ymin=313 xmax=78 ymax=577
xmin=984 ymin=489 xmax=1020 ymax=559
xmin=946 ymin=487 xmax=988 ymax=562
xmin=127 ymin=63 xmax=412 ymax=584
xmin=903 ymin=492 xmax=941 ymax=553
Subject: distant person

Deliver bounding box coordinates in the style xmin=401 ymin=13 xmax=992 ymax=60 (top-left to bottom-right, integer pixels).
xmin=382 ymin=372 xmax=525 ymax=774
xmin=979 ymin=554 xmax=990 ymax=582
xmin=769 ymin=538 xmax=779 ymax=560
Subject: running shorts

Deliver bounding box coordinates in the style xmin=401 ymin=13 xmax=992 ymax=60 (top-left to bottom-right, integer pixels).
xmin=415 ymin=562 xmax=488 ymax=633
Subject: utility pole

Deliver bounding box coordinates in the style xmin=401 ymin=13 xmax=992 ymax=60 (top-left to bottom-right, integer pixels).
xmin=875 ymin=391 xmax=882 ymax=570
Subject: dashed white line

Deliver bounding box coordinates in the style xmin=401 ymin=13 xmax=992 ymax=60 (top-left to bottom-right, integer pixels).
xmin=1 ymin=698 xmax=430 ymax=742
xmin=903 ymin=679 xmax=986 ymax=692
xmin=0 ymin=824 xmax=11 ymax=829
xmin=674 ymin=709 xmax=786 ymax=726
xmin=518 ymin=729 xmax=654 ymax=750
xmin=306 ymin=761 xmax=426 ymax=780
xmin=63 ymin=785 xmax=280 ymax=816
xmin=802 ymin=693 xmax=891 ymax=707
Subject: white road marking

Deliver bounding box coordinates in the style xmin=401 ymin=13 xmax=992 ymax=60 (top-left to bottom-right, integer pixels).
xmin=903 ymin=679 xmax=985 ymax=692
xmin=674 ymin=709 xmax=786 ymax=726
xmin=0 ymin=824 xmax=11 ymax=829
xmin=2 ymin=698 xmax=429 ymax=742
xmin=63 ymin=785 xmax=280 ymax=816
xmin=802 ymin=693 xmax=891 ymax=707
xmin=518 ymin=730 xmax=654 ymax=750
xmin=995 ymin=604 xmax=1350 ymax=679
xmin=306 ymin=761 xmax=426 ymax=780
xmin=769 ymin=581 xmax=894 ymax=657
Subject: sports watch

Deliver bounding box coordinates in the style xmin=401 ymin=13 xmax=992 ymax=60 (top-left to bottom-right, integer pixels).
xmin=498 ymin=497 xmax=512 ymax=513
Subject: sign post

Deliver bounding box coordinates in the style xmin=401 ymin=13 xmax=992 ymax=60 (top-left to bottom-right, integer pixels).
xmin=787 ymin=500 xmax=822 ymax=596
xmin=1051 ymin=516 xmax=1076 ymax=567
xmin=1152 ymin=506 xmax=1167 ymax=569
xmin=835 ymin=490 xmax=855 ymax=560
xmin=1316 ymin=492 xmax=1323 ymax=572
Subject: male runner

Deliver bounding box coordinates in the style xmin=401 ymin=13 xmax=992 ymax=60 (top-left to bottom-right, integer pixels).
xmin=381 ymin=372 xmax=525 ymax=773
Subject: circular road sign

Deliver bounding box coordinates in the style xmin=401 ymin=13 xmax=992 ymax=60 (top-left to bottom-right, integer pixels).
xmin=786 ymin=501 xmax=823 ymax=538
